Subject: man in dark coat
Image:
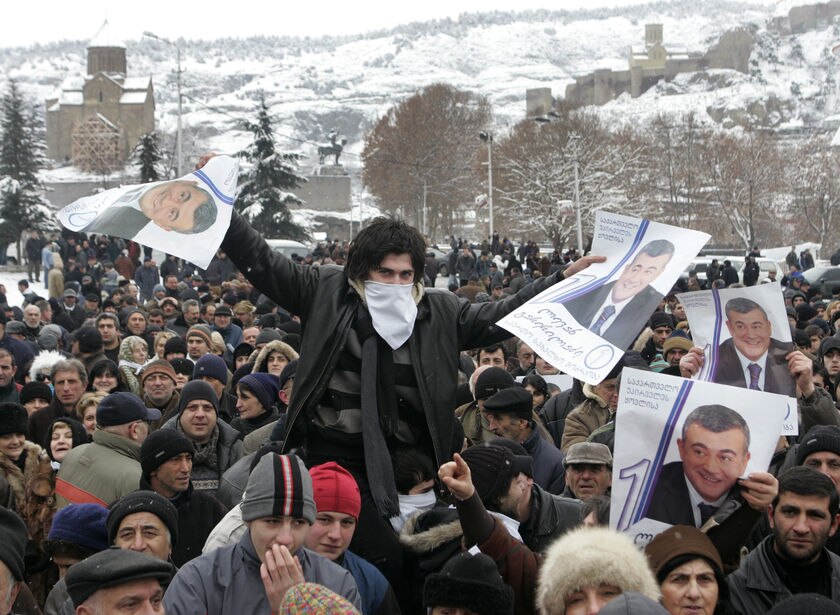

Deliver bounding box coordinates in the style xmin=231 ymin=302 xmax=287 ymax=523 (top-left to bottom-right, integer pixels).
xmin=139 ymin=429 xmax=227 ymax=567
xmin=563 ymin=239 xmax=674 ymax=351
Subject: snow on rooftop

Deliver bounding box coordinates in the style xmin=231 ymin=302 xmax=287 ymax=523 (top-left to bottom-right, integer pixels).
xmin=122 ymin=76 xmax=151 ymax=90
xmin=58 ymin=92 xmax=83 ymax=105
xmin=119 ymin=91 xmax=148 ymax=104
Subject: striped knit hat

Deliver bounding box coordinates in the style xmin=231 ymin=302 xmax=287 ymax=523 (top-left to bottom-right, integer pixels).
xmin=241 ymin=454 xmax=316 ymax=524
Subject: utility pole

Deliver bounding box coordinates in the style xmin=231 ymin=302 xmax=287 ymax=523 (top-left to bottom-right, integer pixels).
xmin=143 ymin=31 xmax=182 ymax=176
xmin=479 ymin=131 xmax=494 ymax=240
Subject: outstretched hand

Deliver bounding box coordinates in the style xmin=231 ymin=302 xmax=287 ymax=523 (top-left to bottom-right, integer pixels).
xmin=438 ymin=453 xmax=475 ymax=501
xmin=563 ymin=254 xmax=607 ymax=278
xmin=739 ymin=472 xmax=778 ymax=512
xmin=787 ymin=350 xmax=815 ymax=398
xmin=679 ymin=346 xmax=705 ymax=379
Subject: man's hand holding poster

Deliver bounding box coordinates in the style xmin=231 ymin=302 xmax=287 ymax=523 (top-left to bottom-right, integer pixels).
xmin=496 ymin=211 xmax=709 ymax=384
xmin=610 ymin=368 xmax=788 ymax=545
xmin=57 ymin=155 xmax=238 ymax=269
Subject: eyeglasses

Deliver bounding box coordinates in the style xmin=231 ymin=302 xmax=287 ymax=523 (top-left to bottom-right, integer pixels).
xmin=35 ymin=373 xmax=50 ymax=382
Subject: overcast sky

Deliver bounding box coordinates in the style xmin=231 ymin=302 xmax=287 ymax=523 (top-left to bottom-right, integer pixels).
xmin=3 ymin=0 xmax=679 ymax=48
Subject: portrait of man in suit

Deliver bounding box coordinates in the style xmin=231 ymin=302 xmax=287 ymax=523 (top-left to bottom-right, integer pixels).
xmin=82 ymin=179 xmax=218 ymax=238
xmin=563 ymin=238 xmax=675 ymax=350
xmin=646 ymin=404 xmax=751 ymax=527
xmin=711 ymin=297 xmax=794 ymax=397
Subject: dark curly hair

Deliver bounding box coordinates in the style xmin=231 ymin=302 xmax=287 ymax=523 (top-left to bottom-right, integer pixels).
xmin=344 ymin=217 xmax=426 ymax=284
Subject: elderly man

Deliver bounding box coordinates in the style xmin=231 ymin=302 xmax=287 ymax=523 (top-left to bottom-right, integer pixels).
xmin=456 ymin=366 xmax=517 ymax=447
xmin=168 ymin=299 xmax=201 ymax=338
xmin=56 ymin=392 xmax=160 ymax=508
xmin=140 ymin=429 xmax=227 ymax=567
xmin=140 ymin=360 xmax=181 ymax=427
xmin=65 ymin=548 xmax=174 ymax=615
xmin=160 ymin=380 xmax=243 ymax=495
xmin=163 ymin=454 xmax=362 ymax=613
xmin=562 ymin=442 xmax=613 ymax=500
xmin=107 ymin=490 xmax=179 ymax=563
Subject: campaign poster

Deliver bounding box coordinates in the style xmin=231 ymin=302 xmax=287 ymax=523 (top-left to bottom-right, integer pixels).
xmin=678 ymin=283 xmax=795 ymax=399
xmin=57 ymin=155 xmax=238 ymax=269
xmin=496 ymin=212 xmax=709 ymax=385
xmin=610 ymin=368 xmax=790 ymax=545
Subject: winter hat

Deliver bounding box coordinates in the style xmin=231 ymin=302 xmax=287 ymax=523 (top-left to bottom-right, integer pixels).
xmin=282 ymin=333 xmax=301 ymax=353
xmin=482 ymin=387 xmax=533 ymax=420
xmin=65 ymin=548 xmax=174 ymax=608
xmin=163 ymin=336 xmax=188 ymax=357
xmin=474 ymin=366 xmax=515 ymax=400
xmin=460 ymin=445 xmax=516 ymax=505
xmin=96 ymin=392 xmax=161 ymax=427
xmin=152 ymin=284 xmax=165 ymax=296
xmin=796 ymin=425 xmax=840 ymax=466
xmin=177 ymin=380 xmax=219 ymax=414
xmin=20 ymin=381 xmax=52 ymax=406
xmin=663 ymin=330 xmax=693 ymax=357
xmin=168 ymin=358 xmax=194 ymax=378
xmin=278 ymin=359 xmax=298 ymax=390
xmin=0 ymin=507 xmax=27 ymax=581
xmin=4 ymin=321 xmax=26 ymax=336
xmin=565 ymin=442 xmax=613 ymax=467
xmin=767 ymin=594 xmax=840 ymax=615
xmin=186 ymin=324 xmax=214 ymax=348
xmin=46 ymin=503 xmax=109 ymax=553
xmin=233 ymin=342 xmax=255 ymax=363
xmin=649 ymin=312 xmax=674 ymax=330
xmin=796 ymin=302 xmax=818 ymax=324
xmin=193 ymin=353 xmax=228 ymax=385
xmin=279 ymin=582 xmax=360 ymax=615
xmin=536 ymin=527 xmax=660 ymax=614
xmin=644 ymin=525 xmax=723 ymax=579
xmin=106 ymin=491 xmax=179 ymax=547
xmin=74 ymin=326 xmax=103 ymax=354
xmin=214 ymin=305 xmax=232 ymax=317
xmin=277 ymin=320 xmax=301 ymax=336
xmin=140 ymin=359 xmax=176 ymax=386
xmin=38 ymin=324 xmax=63 ymax=351
xmin=309 ymin=462 xmax=361 ymax=519
xmin=255 ymin=328 xmax=284 ymax=346
xmin=0 ymin=403 xmax=27 ymax=437
xmin=238 ymin=373 xmax=280 ymax=411
xmin=487 ymin=438 xmax=534 ymax=478
xmin=423 ymin=552 xmax=514 ymax=615
xmin=241 ymin=454 xmax=316 ymax=524
xmin=599 ymin=592 xmax=670 ymax=615
xmin=140 ymin=429 xmax=195 ymax=481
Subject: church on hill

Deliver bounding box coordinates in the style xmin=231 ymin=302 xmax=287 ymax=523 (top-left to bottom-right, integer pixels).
xmin=45 ymin=21 xmax=155 ymax=173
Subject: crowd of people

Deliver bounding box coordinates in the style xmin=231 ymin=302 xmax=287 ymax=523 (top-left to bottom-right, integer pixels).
xmin=0 ymin=190 xmax=838 ymax=615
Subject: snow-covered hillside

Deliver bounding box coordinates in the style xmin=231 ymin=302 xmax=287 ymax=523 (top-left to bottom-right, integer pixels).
xmin=0 ymin=0 xmax=835 ymax=180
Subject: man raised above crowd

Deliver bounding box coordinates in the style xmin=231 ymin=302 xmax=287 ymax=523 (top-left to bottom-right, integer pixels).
xmin=212 ymin=147 xmax=601 ymax=595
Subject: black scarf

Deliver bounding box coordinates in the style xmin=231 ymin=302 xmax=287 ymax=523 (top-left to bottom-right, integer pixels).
xmin=355 ymin=305 xmax=400 ymax=518
xmin=765 ymin=536 xmax=833 ymax=597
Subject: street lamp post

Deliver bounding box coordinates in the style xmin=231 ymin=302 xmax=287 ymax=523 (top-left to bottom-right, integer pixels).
xmin=479 ymin=131 xmax=494 ymax=240
xmin=143 ymin=31 xmax=182 ymax=176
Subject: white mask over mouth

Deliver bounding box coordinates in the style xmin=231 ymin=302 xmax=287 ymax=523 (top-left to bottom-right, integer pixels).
xmin=364 ymin=280 xmax=417 ymax=350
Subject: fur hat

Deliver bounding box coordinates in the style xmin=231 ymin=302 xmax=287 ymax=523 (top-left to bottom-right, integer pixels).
xmin=0 ymin=403 xmax=27 ymax=437
xmin=423 ymin=552 xmax=514 ymax=615
xmin=163 ymin=336 xmax=188 ymax=357
xmin=241 ymin=454 xmax=316 ymax=524
xmin=536 ymin=527 xmax=660 ymax=614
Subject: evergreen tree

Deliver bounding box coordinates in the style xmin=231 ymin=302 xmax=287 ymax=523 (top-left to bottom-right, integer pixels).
xmin=132 ymin=131 xmax=164 ymax=183
xmin=236 ymin=97 xmax=307 ymax=240
xmin=0 ymin=81 xmax=55 ymax=261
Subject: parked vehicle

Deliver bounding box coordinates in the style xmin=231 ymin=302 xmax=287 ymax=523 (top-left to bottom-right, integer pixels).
xmin=802 ymin=266 xmax=840 ymax=297
xmin=266 ymin=239 xmax=310 ymax=259
xmin=426 ymin=247 xmax=451 ymax=277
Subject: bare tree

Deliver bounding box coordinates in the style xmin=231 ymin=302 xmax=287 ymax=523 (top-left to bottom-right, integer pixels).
xmin=361 ymin=83 xmax=492 ymax=241
xmin=785 ymin=135 xmax=840 ymax=248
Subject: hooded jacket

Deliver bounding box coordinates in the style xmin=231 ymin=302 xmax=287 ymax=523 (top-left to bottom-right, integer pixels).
xmin=163 ymin=529 xmax=361 ymax=613
xmin=220 ymin=211 xmax=566 ymax=474
xmin=250 ymin=339 xmax=299 ymax=375
xmin=560 ymin=383 xmax=612 ymax=454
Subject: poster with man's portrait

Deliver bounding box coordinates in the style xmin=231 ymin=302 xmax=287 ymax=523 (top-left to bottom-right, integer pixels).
xmin=57 ymin=155 xmax=238 ymax=269
xmin=496 ymin=212 xmax=709 ymax=385
xmin=610 ymin=368 xmax=790 ymax=545
xmin=678 ymin=283 xmax=795 ymax=401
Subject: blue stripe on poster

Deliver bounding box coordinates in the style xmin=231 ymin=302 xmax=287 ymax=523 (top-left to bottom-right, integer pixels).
xmin=636 ymin=378 xmax=693 ymax=524
xmin=192 ymin=169 xmax=234 ymax=205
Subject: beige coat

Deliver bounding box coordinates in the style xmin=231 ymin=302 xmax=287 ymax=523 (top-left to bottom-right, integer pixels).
xmin=560 ymin=384 xmax=612 ymax=454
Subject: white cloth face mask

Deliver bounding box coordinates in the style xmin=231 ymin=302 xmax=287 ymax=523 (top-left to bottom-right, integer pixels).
xmin=363 ymin=281 xmax=417 ymax=350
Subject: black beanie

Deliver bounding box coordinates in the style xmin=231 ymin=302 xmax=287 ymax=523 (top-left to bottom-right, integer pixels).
xmin=423 ymin=552 xmax=514 ymax=615
xmin=0 ymin=403 xmax=28 ymax=438
xmin=0 ymin=506 xmax=27 ymax=581
xmin=163 ymin=336 xmax=188 ymax=357
xmin=177 ymin=380 xmax=219 ymax=414
xmin=168 ymin=357 xmax=194 ymax=377
xmin=460 ymin=445 xmax=516 ymax=506
xmin=106 ymin=491 xmax=179 ymax=547
xmin=796 ymin=425 xmax=840 ymax=466
xmin=19 ymin=381 xmax=52 ymax=406
xmin=474 ymin=366 xmax=515 ymax=400
xmin=74 ymin=326 xmax=103 ymax=354
xmin=767 ymin=593 xmax=840 ymax=615
xmin=140 ymin=430 xmax=195 ymax=481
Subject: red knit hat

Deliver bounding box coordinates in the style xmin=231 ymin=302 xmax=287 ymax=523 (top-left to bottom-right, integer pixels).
xmin=309 ymin=462 xmax=361 ymax=519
